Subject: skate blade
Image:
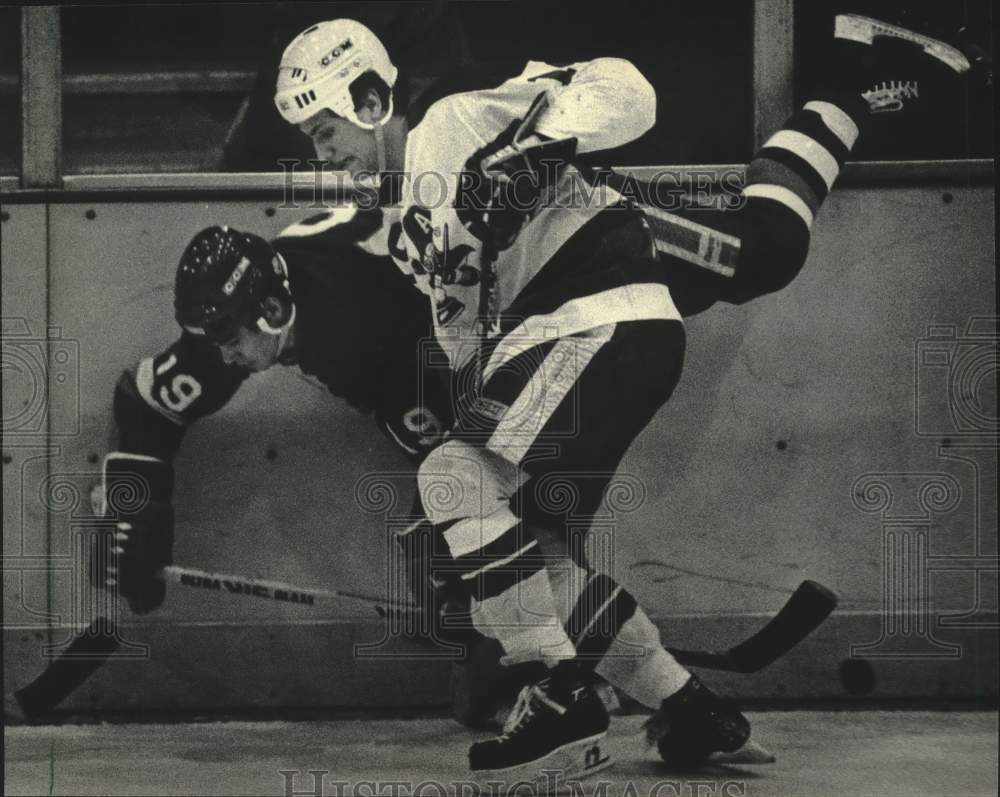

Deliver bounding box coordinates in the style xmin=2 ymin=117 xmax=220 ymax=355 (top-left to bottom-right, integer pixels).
xmin=835 ymin=14 xmax=971 ymax=73
xmin=473 ymin=733 xmax=613 ymax=790
xmin=707 ymin=738 xmax=776 ymax=765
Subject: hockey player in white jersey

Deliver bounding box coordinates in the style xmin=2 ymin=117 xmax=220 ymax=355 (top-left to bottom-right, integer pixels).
xmin=274 ymin=15 xmax=978 ymax=784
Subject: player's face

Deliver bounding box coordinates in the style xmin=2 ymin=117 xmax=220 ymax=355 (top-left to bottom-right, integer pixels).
xmin=299 ymin=109 xmax=377 ymax=176
xmin=217 ymin=325 xmax=280 ymax=372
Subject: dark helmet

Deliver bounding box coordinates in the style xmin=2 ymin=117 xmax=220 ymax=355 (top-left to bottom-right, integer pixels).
xmin=174 ymin=226 xmax=292 ymax=342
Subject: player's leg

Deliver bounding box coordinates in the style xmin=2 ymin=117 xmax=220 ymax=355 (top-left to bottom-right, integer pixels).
xmin=468 ymin=316 xmax=712 ymax=780
xmin=417 ymin=308 xmax=684 ymax=780
xmin=544 ymin=557 xmax=760 ymax=766
xmin=650 ymin=14 xmax=974 ymax=313
xmin=416 ymin=344 xmax=610 ymax=783
xmin=489 ymin=315 xmax=767 ymax=769
xmin=418 ymin=435 xmax=576 ymax=667
xmin=529 ymin=456 xmax=760 ymax=767
xmin=511 ymin=347 xmax=696 ymax=714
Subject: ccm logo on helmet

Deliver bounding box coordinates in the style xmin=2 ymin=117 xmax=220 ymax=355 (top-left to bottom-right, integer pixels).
xmin=320 ymin=39 xmax=354 ymax=67
xmin=223 ymin=257 xmax=251 ymax=296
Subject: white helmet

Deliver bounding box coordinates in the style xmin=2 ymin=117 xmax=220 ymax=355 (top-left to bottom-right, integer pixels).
xmin=274 ymin=19 xmax=398 ymax=129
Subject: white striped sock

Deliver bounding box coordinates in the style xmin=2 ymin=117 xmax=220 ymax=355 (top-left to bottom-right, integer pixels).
xmin=742 ymin=183 xmax=815 ymax=229
xmin=804 ymin=100 xmax=860 ymax=149
xmin=763 ymin=129 xmax=840 ymax=190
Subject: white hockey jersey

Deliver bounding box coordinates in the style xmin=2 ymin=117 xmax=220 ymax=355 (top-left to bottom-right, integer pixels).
xmin=392 ymin=59 xmax=681 ymax=370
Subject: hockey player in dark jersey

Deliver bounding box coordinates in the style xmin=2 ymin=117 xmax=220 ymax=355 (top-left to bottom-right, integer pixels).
xmin=273 ymin=15 xmax=979 ymax=784
xmin=93 ymin=206 xmax=453 ymax=616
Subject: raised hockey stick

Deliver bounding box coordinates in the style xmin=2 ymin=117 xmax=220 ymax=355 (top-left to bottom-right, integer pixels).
xmin=664 ymin=580 xmax=838 ymax=673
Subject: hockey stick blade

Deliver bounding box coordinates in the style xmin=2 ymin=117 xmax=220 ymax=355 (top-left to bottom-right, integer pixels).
xmin=10 ymin=617 xmax=120 ymax=719
xmin=666 ymin=580 xmax=838 ymax=673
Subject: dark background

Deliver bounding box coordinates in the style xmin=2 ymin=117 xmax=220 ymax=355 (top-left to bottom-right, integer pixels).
xmin=0 ymin=1 xmax=993 ymax=175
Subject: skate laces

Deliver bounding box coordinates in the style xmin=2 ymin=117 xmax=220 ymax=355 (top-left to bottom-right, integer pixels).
xmin=863 ymin=80 xmax=919 ymax=112
xmin=499 ymin=684 xmax=566 ymax=738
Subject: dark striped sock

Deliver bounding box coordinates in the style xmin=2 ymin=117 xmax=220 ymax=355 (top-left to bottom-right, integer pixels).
xmin=744 ymin=100 xmax=860 ymax=230
xmin=565 ymin=572 xmax=639 ymax=667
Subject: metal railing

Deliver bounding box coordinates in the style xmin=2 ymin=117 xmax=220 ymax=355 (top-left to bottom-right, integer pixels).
xmin=4 ymin=4 xmax=995 ymax=194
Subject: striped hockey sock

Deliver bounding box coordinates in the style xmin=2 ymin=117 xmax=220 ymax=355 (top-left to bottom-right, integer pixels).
xmin=550 ymin=560 xmax=691 ymax=708
xmin=743 ymin=99 xmax=861 ymax=232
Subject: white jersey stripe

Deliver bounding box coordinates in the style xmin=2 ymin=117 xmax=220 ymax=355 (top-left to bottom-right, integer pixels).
xmin=487 ymin=328 xmax=613 ymax=465
xmin=484 ymin=283 xmax=680 ymax=382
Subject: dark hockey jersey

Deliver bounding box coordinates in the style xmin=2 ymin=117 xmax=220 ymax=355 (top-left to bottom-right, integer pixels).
xmin=114 ymin=205 xmax=451 ymax=462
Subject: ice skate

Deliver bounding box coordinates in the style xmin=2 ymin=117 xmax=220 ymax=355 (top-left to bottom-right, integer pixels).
xmin=833 ymin=14 xmax=975 ymax=115
xmin=643 ymin=674 xmax=774 ymax=769
xmin=469 ymin=664 xmax=612 ymax=787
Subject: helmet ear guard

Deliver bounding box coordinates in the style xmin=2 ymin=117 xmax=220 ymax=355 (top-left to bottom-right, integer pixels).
xmin=254 ymin=254 xmax=295 ymax=336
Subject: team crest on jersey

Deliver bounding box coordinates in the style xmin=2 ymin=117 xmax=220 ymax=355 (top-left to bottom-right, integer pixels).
xmin=403 ymin=208 xmax=479 ymax=285
xmin=400 ymin=208 xmax=480 ymax=327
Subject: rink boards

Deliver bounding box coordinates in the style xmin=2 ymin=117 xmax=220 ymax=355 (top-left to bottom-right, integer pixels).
xmin=1 ymin=177 xmax=996 ymax=711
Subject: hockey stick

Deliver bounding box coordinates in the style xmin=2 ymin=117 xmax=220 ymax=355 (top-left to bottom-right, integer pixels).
xmin=9 ymin=574 xmax=834 ymax=719
xmin=191 ymin=570 xmax=835 ymax=673
xmin=158 ymin=564 xmax=416 ymax=616
xmin=8 ymin=566 xmax=415 ymax=719
xmin=664 ymin=580 xmax=838 ymax=673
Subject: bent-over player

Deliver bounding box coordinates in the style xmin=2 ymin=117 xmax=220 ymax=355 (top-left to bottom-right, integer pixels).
xmin=92 ymin=208 xmax=452 ymax=616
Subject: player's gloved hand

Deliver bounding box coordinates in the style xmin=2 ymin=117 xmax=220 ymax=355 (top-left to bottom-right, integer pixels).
xmin=456 ymin=92 xmax=578 ymax=251
xmin=89 ymin=453 xmax=175 ymax=615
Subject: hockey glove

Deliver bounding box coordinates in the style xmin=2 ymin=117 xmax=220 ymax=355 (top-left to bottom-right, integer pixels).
xmin=456 ymin=92 xmax=578 ymax=251
xmin=90 ymin=453 xmax=175 ymax=615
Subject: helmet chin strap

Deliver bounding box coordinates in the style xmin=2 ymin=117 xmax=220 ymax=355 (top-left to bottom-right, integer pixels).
xmin=257 ymin=302 xmax=296 ymax=365
xmin=372 ymin=122 xmax=388 ymax=173
xmin=355 ymin=98 xmax=392 ymax=173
